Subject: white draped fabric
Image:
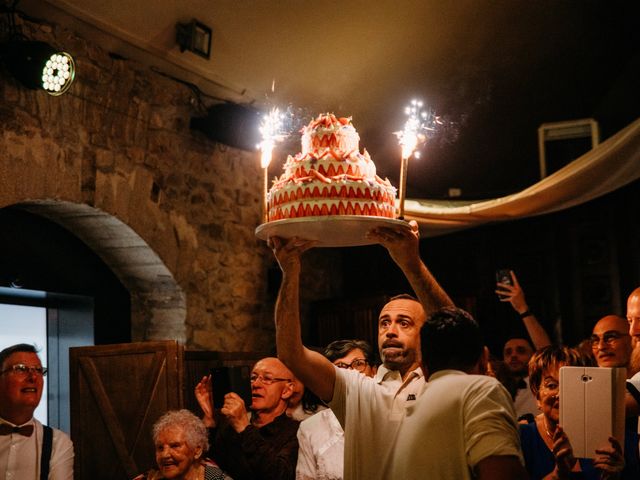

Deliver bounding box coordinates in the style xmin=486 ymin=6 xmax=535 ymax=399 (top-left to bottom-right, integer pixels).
xmin=403 ymin=117 xmax=640 ymax=237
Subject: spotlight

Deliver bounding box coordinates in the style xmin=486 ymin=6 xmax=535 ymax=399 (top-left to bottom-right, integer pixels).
xmin=2 ymin=41 xmax=75 ymax=96
xmin=176 ymin=20 xmax=212 ymax=59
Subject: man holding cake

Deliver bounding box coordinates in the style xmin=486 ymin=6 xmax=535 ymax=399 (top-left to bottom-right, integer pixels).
xmin=269 ymin=217 xmax=453 ymax=480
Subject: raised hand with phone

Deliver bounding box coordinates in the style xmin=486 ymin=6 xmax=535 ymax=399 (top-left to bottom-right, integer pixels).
xmin=495 ymin=269 xmax=551 ymax=351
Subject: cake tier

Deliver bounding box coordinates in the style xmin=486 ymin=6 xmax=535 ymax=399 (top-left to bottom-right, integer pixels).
xmin=268 ymin=180 xmax=396 ymax=221
xmin=301 ymin=113 xmax=359 ymax=155
xmin=281 ymin=150 xmax=376 ymax=182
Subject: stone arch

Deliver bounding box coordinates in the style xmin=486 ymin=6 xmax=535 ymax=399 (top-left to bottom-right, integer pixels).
xmin=15 ymin=199 xmax=187 ymax=343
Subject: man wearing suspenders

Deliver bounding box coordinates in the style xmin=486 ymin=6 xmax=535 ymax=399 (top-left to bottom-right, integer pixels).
xmin=0 ymin=344 xmax=74 ymax=479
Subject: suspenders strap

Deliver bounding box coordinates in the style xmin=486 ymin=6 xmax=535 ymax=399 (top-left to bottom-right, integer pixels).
xmin=40 ymin=425 xmax=53 ymax=480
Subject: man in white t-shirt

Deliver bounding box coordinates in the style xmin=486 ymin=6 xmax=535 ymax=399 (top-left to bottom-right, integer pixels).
xmin=270 ymin=220 xmax=453 ymax=480
xmin=388 ymin=306 xmax=526 ymax=480
xmin=0 ymin=344 xmax=74 ymax=480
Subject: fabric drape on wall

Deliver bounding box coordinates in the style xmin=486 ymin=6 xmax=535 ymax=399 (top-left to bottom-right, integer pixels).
xmin=404 ymin=117 xmax=640 ymax=237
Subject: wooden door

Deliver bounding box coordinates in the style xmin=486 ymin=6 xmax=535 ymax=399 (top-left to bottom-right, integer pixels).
xmin=70 ymin=341 xmax=183 ymax=480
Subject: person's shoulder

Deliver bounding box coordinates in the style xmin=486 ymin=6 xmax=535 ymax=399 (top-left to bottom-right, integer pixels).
xmin=51 ymin=426 xmax=73 ymax=443
xmin=300 ymin=406 xmax=334 ymax=427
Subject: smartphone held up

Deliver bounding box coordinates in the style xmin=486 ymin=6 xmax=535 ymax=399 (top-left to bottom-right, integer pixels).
xmin=495 ymin=268 xmax=513 ymax=300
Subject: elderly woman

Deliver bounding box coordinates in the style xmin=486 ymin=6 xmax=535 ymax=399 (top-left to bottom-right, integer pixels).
xmin=520 ymin=345 xmax=624 ymax=479
xmin=134 ymin=409 xmax=232 ymax=480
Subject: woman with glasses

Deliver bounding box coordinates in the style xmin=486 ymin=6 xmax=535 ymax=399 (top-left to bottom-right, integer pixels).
xmin=296 ymin=339 xmax=377 ymax=480
xmin=133 ymin=409 xmax=231 ymax=480
xmin=520 ymin=345 xmax=624 ymax=479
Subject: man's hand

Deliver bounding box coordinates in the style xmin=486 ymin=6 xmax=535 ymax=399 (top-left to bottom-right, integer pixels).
xmin=268 ymin=236 xmax=316 ymax=275
xmin=367 ymin=220 xmax=420 ymax=269
xmin=221 ymin=392 xmax=250 ymax=433
xmin=195 ymin=375 xmax=216 ymax=427
xmin=495 ymin=270 xmax=529 ymax=314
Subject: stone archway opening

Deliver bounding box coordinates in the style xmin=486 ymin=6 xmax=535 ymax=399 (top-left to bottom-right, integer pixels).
xmin=16 ymin=200 xmax=187 ymax=343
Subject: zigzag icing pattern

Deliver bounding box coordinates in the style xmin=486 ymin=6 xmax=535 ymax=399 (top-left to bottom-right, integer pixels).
xmin=267 ymin=113 xmax=397 ymax=221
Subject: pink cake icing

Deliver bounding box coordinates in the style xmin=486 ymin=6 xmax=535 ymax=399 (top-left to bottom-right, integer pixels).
xmin=267 ymin=113 xmax=397 ymax=221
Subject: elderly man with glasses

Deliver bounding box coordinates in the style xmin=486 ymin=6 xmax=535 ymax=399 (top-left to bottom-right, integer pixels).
xmin=296 ymin=339 xmax=377 ymax=480
xmin=195 ymin=356 xmax=299 ymax=480
xmin=590 ymin=314 xmax=640 ymax=478
xmin=0 ymin=343 xmax=74 ymax=479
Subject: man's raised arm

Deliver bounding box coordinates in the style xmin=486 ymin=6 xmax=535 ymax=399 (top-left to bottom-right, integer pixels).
xmin=368 ymin=220 xmax=453 ymax=315
xmin=269 ymin=236 xmax=336 ymax=403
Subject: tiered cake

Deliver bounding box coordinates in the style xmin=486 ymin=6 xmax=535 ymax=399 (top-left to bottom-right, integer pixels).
xmin=267 ymin=114 xmax=397 ymax=221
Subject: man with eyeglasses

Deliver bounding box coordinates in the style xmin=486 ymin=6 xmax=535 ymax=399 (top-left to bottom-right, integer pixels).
xmin=195 ymin=356 xmax=299 ymax=480
xmin=591 ymin=314 xmax=633 ymax=372
xmin=0 ymin=343 xmax=74 ymax=479
xmin=296 ymin=339 xmax=377 ymax=480
xmin=590 ymin=314 xmax=640 ymax=477
xmin=270 ymin=221 xmax=453 ymax=480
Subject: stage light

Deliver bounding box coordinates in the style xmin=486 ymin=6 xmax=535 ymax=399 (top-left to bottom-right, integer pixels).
xmin=176 ymin=20 xmax=212 ymax=59
xmin=2 ymin=41 xmax=75 ymax=96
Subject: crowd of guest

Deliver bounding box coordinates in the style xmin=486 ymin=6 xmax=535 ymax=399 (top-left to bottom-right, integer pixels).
xmin=1 ymin=220 xmax=639 ymax=479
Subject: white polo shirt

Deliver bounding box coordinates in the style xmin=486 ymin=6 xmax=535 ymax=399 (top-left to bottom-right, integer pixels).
xmin=329 ymin=364 xmax=425 ymax=480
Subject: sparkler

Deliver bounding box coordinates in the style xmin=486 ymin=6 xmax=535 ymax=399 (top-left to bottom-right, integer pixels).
xmin=258 ymin=107 xmax=286 ymax=222
xmin=395 ymin=99 xmax=440 ymax=218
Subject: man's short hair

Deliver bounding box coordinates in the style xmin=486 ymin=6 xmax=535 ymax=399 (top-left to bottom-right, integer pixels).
xmin=503 ymin=336 xmax=534 ymax=353
xmin=324 ymin=339 xmax=376 ymax=365
xmin=388 ymin=293 xmax=419 ymax=303
xmin=0 ymin=344 xmax=38 ymax=369
xmin=421 ymin=307 xmax=483 ymax=373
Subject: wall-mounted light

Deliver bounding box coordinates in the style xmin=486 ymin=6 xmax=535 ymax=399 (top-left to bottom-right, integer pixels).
xmin=2 ymin=40 xmax=76 ymax=96
xmin=176 ymin=19 xmax=212 ymax=59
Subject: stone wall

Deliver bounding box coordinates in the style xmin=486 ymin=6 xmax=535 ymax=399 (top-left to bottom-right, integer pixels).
xmin=0 ymin=15 xmax=340 ymax=351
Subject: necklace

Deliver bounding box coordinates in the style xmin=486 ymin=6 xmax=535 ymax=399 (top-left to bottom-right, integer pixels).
xmin=542 ymin=416 xmax=555 ymax=440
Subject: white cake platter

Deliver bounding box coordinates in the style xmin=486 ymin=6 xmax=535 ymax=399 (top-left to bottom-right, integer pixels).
xmin=255 ymin=215 xmax=408 ymax=247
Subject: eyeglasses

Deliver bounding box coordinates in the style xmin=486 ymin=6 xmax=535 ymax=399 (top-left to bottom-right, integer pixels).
xmin=0 ymin=364 xmax=48 ymax=377
xmin=249 ymin=373 xmax=291 ymax=385
xmin=590 ymin=331 xmax=629 ymax=349
xmin=334 ymin=358 xmax=368 ymax=372
xmin=540 ymin=380 xmax=559 ymax=394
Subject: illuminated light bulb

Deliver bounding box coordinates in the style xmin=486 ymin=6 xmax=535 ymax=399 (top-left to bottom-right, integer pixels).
xmin=39 ymin=51 xmax=75 ymax=96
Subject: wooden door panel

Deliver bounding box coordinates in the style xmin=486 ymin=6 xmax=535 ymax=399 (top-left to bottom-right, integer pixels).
xmin=70 ymin=341 xmax=183 ymax=480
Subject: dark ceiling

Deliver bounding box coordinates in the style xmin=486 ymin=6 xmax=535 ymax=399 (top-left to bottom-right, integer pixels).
xmin=18 ymin=0 xmax=640 ymax=199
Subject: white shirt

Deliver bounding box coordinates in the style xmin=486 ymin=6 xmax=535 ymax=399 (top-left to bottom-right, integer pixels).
xmin=0 ymin=417 xmax=74 ymax=480
xmin=513 ymin=376 xmax=539 ymax=419
xmin=329 ymin=364 xmax=425 ymax=480
xmin=388 ymin=370 xmax=524 ymax=480
xmin=629 ymin=372 xmax=640 ymax=436
xmin=296 ymin=408 xmax=343 ymax=480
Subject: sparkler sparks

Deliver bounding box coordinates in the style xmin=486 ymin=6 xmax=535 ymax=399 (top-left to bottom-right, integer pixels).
xmin=258 ymin=107 xmax=287 ymax=168
xmin=395 ymin=99 xmax=441 ymax=159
